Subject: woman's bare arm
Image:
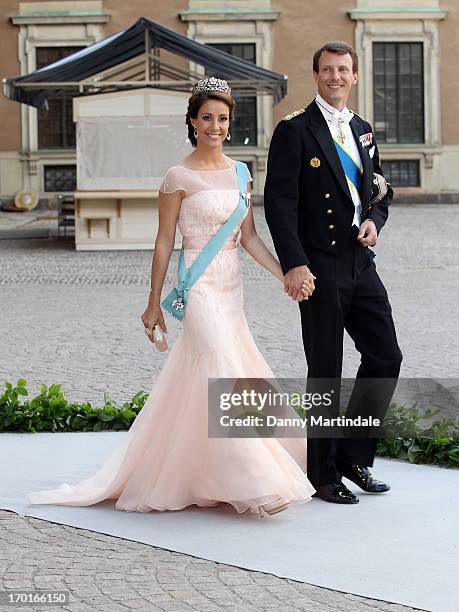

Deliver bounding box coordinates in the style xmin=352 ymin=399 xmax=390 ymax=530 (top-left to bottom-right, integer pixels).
xmin=240 ymin=186 xmax=283 ymax=282
xmin=240 ymin=186 xmax=310 ymax=300
xmin=141 ymin=189 xmax=183 ymax=336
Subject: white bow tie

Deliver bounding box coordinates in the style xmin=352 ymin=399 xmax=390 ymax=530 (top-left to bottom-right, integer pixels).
xmin=330 ymin=108 xmax=353 ymax=126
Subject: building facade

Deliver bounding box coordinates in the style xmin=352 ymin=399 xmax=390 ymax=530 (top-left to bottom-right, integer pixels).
xmin=1 ymin=0 xmax=458 ymax=201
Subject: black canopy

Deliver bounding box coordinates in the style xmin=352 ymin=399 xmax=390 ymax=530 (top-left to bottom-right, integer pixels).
xmin=3 ymin=16 xmax=287 ymax=109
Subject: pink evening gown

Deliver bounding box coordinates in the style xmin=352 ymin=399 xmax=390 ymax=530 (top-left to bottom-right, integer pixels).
xmin=28 ymin=162 xmax=315 ymax=514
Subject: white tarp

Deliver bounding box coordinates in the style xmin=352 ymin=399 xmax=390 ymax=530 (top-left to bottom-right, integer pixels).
xmin=1 ymin=431 xmax=458 ymax=612
xmin=77 ymin=116 xmax=191 ymax=190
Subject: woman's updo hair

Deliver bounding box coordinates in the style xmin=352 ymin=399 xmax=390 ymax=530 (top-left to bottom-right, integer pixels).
xmin=186 ymin=86 xmax=235 ymax=147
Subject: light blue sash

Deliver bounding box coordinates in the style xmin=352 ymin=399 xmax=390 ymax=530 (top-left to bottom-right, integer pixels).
xmin=161 ymin=160 xmax=250 ymax=321
xmin=333 ymin=138 xmax=362 ymax=192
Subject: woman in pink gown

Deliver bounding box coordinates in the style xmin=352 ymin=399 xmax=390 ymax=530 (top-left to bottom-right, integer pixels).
xmin=28 ymin=78 xmax=315 ymax=516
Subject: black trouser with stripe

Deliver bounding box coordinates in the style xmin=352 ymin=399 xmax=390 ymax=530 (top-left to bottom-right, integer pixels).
xmin=299 ymin=229 xmax=403 ymax=486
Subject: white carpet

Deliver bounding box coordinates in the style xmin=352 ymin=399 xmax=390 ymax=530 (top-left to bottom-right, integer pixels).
xmin=1 ymin=431 xmax=458 ymax=612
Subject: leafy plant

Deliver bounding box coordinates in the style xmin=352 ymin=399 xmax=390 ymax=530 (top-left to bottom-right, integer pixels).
xmin=376 ymin=403 xmax=459 ymax=466
xmin=1 ymin=380 xmax=458 ymax=468
xmin=0 ymin=380 xmax=147 ymax=433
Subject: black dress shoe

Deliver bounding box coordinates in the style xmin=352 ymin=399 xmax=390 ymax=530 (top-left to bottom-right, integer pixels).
xmin=313 ymin=483 xmax=359 ymax=504
xmin=340 ymin=463 xmax=390 ymax=493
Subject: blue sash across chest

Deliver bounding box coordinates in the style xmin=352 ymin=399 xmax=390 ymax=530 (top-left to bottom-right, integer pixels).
xmin=333 ymin=138 xmax=363 ymax=193
xmin=161 ymin=160 xmax=250 ymax=321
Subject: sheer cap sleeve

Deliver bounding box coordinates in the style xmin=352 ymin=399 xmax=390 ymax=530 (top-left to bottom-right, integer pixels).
xmin=159 ymin=166 xmax=188 ymax=196
xmin=234 ymin=161 xmax=252 ymax=188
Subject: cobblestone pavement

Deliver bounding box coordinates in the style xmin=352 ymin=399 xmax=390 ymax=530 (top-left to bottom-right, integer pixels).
xmin=0 ymin=205 xmax=456 ymax=611
xmin=0 ymin=510 xmax=422 ymax=612
xmin=0 ymin=205 xmax=458 ymax=404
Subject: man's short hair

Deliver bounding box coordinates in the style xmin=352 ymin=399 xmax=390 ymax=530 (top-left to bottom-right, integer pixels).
xmin=313 ymin=41 xmax=359 ymax=74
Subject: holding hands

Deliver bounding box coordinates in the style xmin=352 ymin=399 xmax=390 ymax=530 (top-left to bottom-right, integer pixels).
xmin=282 ymin=220 xmax=378 ymax=303
xmin=284 ymin=265 xmax=316 ymax=302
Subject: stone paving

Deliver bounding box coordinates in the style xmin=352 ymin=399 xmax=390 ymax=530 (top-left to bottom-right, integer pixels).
xmin=0 ymin=205 xmax=458 ymax=404
xmin=1 ymin=204 xmax=457 ymax=611
xmin=0 ymin=509 xmax=422 ymax=612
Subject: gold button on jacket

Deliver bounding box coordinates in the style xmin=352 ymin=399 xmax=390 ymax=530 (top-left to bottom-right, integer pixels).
xmin=331 ymin=240 xmax=336 ymax=246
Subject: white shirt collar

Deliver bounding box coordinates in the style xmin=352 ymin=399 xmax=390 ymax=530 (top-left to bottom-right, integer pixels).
xmin=315 ymin=93 xmax=353 ymax=125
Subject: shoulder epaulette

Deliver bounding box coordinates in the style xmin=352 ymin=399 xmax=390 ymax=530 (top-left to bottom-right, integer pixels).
xmin=349 ymin=109 xmax=365 ymax=121
xmin=282 ymin=108 xmax=306 ymax=121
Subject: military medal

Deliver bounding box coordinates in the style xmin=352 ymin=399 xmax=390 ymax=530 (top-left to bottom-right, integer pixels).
xmin=310 ymin=157 xmax=321 ymax=168
xmin=359 ymin=132 xmax=373 ymax=147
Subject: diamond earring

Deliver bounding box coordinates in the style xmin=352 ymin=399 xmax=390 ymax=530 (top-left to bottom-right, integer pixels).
xmin=226 ymin=132 xmax=231 ymax=141
xmin=193 ymin=128 xmax=198 ymax=139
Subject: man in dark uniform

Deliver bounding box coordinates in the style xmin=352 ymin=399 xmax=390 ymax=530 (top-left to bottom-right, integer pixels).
xmin=264 ymin=41 xmax=403 ymax=504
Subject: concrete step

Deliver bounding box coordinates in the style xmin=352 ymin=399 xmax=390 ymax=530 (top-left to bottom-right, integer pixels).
xmin=0 ymin=228 xmax=52 ymax=240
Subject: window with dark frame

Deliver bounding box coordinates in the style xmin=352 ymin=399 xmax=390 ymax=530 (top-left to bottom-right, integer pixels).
xmin=44 ymin=165 xmax=77 ymax=192
xmin=36 ymin=47 xmax=84 ymax=149
xmin=373 ymin=42 xmax=424 ymax=144
xmin=381 ymin=160 xmax=420 ymax=187
xmin=205 ymin=43 xmax=257 ymax=148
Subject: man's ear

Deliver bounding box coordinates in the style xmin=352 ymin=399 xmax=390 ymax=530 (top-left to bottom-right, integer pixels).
xmin=353 ymin=72 xmax=359 ymax=84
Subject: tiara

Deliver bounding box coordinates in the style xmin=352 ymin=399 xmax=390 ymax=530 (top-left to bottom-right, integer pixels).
xmin=192 ymin=77 xmax=231 ymax=96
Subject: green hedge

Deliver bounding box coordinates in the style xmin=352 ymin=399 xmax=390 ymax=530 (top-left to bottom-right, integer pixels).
xmin=375 ymin=403 xmax=459 ymax=466
xmin=1 ymin=380 xmax=458 ymax=467
xmin=0 ymin=379 xmax=147 ymax=433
